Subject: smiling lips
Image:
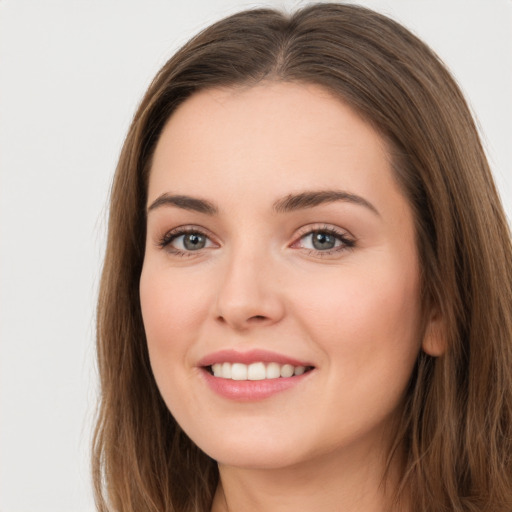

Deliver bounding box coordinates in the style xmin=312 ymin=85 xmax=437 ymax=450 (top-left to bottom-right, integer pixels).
xmin=211 ymin=361 xmax=309 ymax=380
xmin=199 ymin=349 xmax=314 ymax=400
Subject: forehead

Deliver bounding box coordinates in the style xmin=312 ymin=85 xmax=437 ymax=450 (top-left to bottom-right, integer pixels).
xmin=148 ymin=83 xmax=396 ymax=206
xmin=154 ymin=82 xmax=388 ymax=157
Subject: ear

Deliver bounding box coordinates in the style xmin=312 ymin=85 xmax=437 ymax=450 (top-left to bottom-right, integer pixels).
xmin=422 ymin=309 xmax=447 ymax=357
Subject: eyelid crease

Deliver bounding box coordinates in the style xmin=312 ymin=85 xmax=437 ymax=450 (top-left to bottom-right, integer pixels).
xmin=293 ymin=223 xmax=354 ymax=241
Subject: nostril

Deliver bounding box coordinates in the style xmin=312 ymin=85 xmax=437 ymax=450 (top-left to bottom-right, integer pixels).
xmin=249 ymin=315 xmax=267 ymax=322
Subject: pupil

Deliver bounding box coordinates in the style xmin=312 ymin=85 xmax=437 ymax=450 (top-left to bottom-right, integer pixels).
xmin=312 ymin=231 xmax=335 ymax=250
xmin=184 ymin=233 xmax=205 ymax=250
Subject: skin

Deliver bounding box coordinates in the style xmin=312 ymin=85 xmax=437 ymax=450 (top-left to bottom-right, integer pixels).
xmin=140 ymin=82 xmax=437 ymax=511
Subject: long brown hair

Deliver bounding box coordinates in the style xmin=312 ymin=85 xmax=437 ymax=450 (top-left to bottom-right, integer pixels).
xmin=93 ymin=4 xmax=512 ymax=511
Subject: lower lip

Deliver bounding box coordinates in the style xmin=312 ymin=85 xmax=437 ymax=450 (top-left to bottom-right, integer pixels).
xmin=200 ymin=368 xmax=313 ymax=401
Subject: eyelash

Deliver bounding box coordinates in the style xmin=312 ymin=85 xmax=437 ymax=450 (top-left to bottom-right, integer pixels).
xmin=292 ymin=225 xmax=355 ymax=256
xmin=157 ymin=225 xmax=355 ymax=257
xmin=157 ymin=226 xmax=216 ymax=257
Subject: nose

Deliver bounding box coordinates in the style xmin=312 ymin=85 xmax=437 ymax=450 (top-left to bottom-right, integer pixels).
xmin=214 ymin=247 xmax=285 ymax=331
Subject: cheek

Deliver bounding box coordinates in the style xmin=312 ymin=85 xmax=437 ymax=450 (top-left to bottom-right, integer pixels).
xmin=290 ymin=262 xmax=422 ymax=452
xmin=139 ymin=263 xmax=218 ymax=425
xmin=139 ymin=264 xmax=210 ymax=370
xmin=295 ymin=255 xmax=422 ymax=389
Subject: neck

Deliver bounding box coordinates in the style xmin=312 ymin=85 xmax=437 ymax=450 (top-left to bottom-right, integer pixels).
xmin=211 ymin=439 xmax=408 ymax=512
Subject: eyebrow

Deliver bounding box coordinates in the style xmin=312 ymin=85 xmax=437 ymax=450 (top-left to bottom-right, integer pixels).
xmin=147 ymin=189 xmax=379 ymax=216
xmin=272 ymin=190 xmax=380 ymax=216
xmin=147 ymin=193 xmax=218 ymax=215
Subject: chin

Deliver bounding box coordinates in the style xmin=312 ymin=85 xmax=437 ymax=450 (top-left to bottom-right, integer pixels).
xmin=208 ymin=443 xmax=306 ymax=470
xmin=186 ymin=422 xmax=313 ymax=470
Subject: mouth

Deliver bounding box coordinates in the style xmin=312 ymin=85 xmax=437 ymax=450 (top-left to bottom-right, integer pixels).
xmin=205 ymin=361 xmax=315 ymax=380
xmin=198 ymin=349 xmax=315 ymax=399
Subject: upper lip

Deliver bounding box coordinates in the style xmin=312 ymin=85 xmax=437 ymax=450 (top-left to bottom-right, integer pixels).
xmin=197 ymin=349 xmax=313 ymax=368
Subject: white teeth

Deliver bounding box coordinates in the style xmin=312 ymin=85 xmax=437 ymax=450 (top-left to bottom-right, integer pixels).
xmin=209 ymin=362 xmax=311 ymax=380
xmin=266 ymin=362 xmax=281 ymax=379
xmin=248 ymin=362 xmax=266 ymax=380
xmin=231 ymin=363 xmax=248 ymax=380
xmin=222 ymin=362 xmax=232 ymax=379
xmin=280 ymin=364 xmax=294 ymax=378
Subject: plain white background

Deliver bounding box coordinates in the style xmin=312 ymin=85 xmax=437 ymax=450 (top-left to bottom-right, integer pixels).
xmin=0 ymin=1 xmax=510 ymax=511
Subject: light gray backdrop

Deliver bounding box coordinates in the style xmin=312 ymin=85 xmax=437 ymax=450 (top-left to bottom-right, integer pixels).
xmin=1 ymin=1 xmax=511 ymax=511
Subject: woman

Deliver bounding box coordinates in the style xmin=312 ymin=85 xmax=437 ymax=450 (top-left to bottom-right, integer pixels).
xmin=93 ymin=3 xmax=512 ymax=511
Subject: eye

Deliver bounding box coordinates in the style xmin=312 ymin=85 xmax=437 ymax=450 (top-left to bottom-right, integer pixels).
xmin=293 ymin=226 xmax=355 ymax=254
xmin=175 ymin=232 xmax=209 ymax=250
xmin=304 ymin=231 xmax=339 ymax=250
xmin=158 ymin=227 xmax=216 ymax=255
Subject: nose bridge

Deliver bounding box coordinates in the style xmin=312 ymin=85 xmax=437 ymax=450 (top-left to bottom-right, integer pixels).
xmin=214 ymin=238 xmax=284 ymax=329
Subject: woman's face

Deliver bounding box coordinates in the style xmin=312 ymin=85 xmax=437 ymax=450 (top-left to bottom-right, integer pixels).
xmin=140 ymin=82 xmax=427 ymax=470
